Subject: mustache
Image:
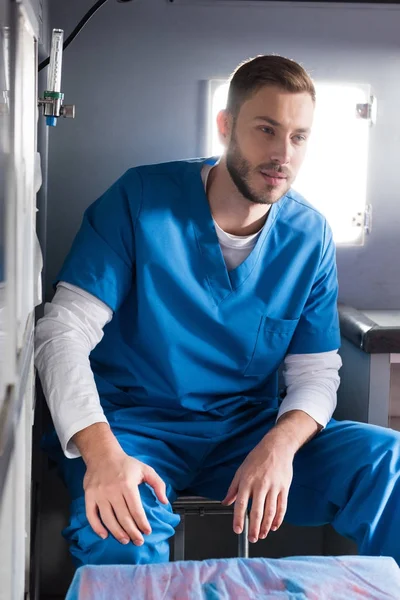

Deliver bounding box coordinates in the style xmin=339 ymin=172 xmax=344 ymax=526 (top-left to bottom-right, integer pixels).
xmin=258 ymin=163 xmax=291 ymax=178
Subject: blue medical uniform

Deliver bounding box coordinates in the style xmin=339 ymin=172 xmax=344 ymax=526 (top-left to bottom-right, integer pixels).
xmin=49 ymin=158 xmax=400 ymax=566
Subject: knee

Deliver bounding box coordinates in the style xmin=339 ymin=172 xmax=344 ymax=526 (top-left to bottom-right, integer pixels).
xmin=77 ymin=528 xmax=170 ymax=566
xmin=360 ymin=424 xmax=400 ymax=475
xmin=349 ymin=421 xmax=400 ymax=453
xmin=372 ymin=425 xmax=400 ymax=455
xmin=64 ymin=494 xmax=180 ymax=567
xmin=379 ymin=428 xmax=400 ymax=473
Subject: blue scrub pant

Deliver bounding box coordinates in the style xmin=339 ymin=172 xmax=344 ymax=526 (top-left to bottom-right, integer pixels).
xmin=55 ymin=403 xmax=400 ymax=566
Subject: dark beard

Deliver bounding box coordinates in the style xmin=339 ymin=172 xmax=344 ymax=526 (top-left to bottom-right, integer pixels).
xmin=226 ymin=129 xmax=286 ymax=206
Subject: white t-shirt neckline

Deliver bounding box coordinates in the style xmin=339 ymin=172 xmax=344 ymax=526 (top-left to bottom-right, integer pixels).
xmin=201 ymin=163 xmax=263 ymax=269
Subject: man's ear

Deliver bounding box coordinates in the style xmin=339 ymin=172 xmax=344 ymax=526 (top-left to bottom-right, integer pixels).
xmin=216 ymin=109 xmax=234 ymax=149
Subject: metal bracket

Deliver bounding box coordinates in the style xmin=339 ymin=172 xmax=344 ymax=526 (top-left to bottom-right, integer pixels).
xmin=352 ymin=204 xmax=372 ymax=234
xmin=356 ymin=95 xmax=377 ymax=125
xmin=363 ymin=203 xmax=372 ymax=234
xmin=38 ymin=96 xmax=75 ymax=119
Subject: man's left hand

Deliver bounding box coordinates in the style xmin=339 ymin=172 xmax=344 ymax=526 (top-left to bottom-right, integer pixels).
xmin=222 ymin=435 xmax=295 ymax=543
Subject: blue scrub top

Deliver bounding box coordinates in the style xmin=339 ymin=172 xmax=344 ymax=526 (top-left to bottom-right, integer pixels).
xmin=57 ymin=158 xmax=340 ymax=415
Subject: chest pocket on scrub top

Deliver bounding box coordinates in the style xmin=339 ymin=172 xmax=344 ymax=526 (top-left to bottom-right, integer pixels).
xmin=244 ymin=315 xmax=299 ymax=377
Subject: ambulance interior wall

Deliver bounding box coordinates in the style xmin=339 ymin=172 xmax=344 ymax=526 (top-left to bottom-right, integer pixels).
xmin=46 ymin=0 xmax=400 ymax=310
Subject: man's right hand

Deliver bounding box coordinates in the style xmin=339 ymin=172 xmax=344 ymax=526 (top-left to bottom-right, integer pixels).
xmin=73 ymin=423 xmax=168 ymax=546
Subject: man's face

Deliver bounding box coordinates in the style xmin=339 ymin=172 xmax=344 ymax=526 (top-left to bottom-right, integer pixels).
xmin=222 ymin=85 xmax=314 ymax=205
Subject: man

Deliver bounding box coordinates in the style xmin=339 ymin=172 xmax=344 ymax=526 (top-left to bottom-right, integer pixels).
xmin=35 ymin=55 xmax=400 ymax=567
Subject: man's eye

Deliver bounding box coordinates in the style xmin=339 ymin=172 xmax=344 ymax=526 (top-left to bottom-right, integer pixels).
xmin=260 ymin=127 xmax=274 ymax=135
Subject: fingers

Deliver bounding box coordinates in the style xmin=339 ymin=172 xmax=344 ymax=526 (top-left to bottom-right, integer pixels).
xmin=248 ymin=487 xmax=267 ymax=543
xmin=242 ymin=487 xmax=287 ymax=542
xmin=123 ymin=486 xmax=152 ymax=535
xmin=259 ymin=490 xmax=279 ymax=539
xmin=233 ymin=489 xmax=250 ymax=535
xmin=144 ymin=467 xmax=168 ymax=505
xmin=95 ymin=501 xmax=131 ymax=545
xmin=271 ymin=491 xmax=287 ymax=532
xmin=222 ymin=476 xmax=239 ymax=506
xmin=86 ymin=497 xmax=108 ymax=540
xmin=100 ymin=497 xmax=144 ymax=546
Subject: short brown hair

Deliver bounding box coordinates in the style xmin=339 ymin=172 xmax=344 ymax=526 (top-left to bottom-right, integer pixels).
xmin=226 ymin=55 xmax=316 ymax=117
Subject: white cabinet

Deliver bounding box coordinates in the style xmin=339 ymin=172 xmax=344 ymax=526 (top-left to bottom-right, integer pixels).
xmin=0 ymin=1 xmax=41 ymax=598
xmin=336 ymin=307 xmax=400 ymax=430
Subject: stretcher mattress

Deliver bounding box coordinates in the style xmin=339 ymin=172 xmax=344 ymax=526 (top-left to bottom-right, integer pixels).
xmin=66 ymin=555 xmax=400 ymax=599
